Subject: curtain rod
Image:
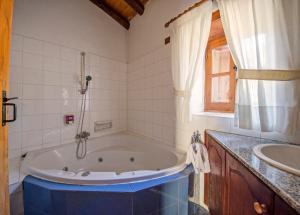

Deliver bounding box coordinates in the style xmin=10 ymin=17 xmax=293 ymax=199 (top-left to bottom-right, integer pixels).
xmin=164 ymin=0 xmax=210 ymax=28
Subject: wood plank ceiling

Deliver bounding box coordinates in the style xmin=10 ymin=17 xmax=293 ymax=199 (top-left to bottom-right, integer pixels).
xmin=90 ymin=0 xmax=149 ymax=30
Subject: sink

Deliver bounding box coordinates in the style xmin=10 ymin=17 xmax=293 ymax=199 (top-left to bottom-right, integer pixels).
xmin=253 ymin=144 xmax=300 ymax=176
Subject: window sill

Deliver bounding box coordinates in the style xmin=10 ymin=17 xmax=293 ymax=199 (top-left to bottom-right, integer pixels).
xmin=193 ymin=112 xmax=234 ymax=118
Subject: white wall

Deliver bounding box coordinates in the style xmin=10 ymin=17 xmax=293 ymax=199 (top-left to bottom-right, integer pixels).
xmin=8 ymin=0 xmax=128 ymax=188
xmin=12 ymin=0 xmax=128 ymax=62
xmin=129 ymin=0 xmax=199 ymax=61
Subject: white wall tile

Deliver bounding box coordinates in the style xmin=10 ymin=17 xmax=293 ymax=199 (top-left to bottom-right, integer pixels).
xmin=23 ymin=84 xmax=43 ymax=99
xmin=9 ymin=148 xmax=21 ymax=159
xmin=43 ymin=71 xmax=61 ymax=86
xmin=61 ymin=126 xmax=76 ymax=142
xmin=22 ymin=100 xmax=43 ymax=115
xmin=8 ymin=116 xmax=22 ymax=133
xmin=23 ymin=52 xmax=42 ymax=69
xmin=8 ymin=132 xmax=22 ymax=150
xmin=9 ymin=158 xmax=20 ymax=184
xmin=22 ymin=67 xmax=43 ymax=84
xmin=43 ymin=100 xmax=61 ymax=114
xmin=22 ymin=131 xmax=43 ymax=147
xmin=22 ymin=115 xmax=42 ymax=131
xmin=61 ymin=47 xmax=79 ymax=62
xmin=43 ymin=57 xmax=60 ymax=72
xmin=43 ymin=128 xmax=61 ymax=145
xmin=9 ymin=66 xmax=22 ymax=83
xmin=43 ymin=42 xmax=60 ymax=58
xmin=10 ymin=51 xmax=22 ymax=67
xmin=9 ymin=83 xmax=22 ymax=98
xmin=43 ymin=85 xmax=62 ymax=99
xmin=11 ymin=34 xmax=23 ymax=51
xmin=61 ymin=60 xmax=79 ymax=75
xmin=42 ymin=114 xmax=61 ymax=129
xmin=62 ymin=99 xmax=78 ymax=113
xmin=61 ymin=86 xmax=77 ymax=99
xmin=62 ymin=73 xmax=78 ymax=86
xmin=23 ymin=37 xmax=43 ymax=55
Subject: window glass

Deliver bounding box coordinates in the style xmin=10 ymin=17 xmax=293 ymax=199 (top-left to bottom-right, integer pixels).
xmin=212 ymin=45 xmax=231 ymax=74
xmin=211 ymin=75 xmax=230 ymax=103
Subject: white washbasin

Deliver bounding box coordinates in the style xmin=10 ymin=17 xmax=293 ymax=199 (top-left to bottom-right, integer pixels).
xmin=253 ymin=144 xmax=300 ymax=176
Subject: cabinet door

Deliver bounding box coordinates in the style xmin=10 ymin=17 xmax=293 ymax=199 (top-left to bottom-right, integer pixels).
xmin=274 ymin=195 xmax=298 ymax=215
xmin=205 ymin=135 xmax=226 ymax=215
xmin=226 ymin=155 xmax=274 ymax=215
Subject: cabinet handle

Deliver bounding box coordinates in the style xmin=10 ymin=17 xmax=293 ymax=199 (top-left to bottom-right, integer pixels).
xmin=254 ymin=202 xmax=268 ymax=214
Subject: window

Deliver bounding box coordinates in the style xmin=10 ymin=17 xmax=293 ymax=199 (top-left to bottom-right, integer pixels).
xmin=204 ymin=11 xmax=236 ymax=113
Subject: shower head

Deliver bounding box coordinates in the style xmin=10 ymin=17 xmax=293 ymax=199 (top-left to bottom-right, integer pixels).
xmin=85 ymin=75 xmax=92 ymax=90
xmin=86 ymin=75 xmax=92 ymax=82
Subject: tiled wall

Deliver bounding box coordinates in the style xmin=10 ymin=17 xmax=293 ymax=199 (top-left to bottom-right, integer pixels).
xmin=127 ymin=45 xmax=176 ymax=146
xmin=8 ymin=34 xmax=127 ymax=185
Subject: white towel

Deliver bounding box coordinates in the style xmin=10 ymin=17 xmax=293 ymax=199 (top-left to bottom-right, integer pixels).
xmin=186 ymin=142 xmax=210 ymax=174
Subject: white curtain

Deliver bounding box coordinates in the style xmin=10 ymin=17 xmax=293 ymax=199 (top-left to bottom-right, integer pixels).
xmin=170 ymin=1 xmax=212 ymax=122
xmin=217 ymin=0 xmax=300 ymax=134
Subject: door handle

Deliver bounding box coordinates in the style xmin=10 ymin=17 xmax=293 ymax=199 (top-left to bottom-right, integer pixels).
xmin=3 ymin=96 xmax=18 ymax=102
xmin=2 ymin=90 xmax=18 ymax=126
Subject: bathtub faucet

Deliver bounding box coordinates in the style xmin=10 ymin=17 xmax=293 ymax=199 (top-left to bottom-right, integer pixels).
xmin=76 ymin=131 xmax=90 ymax=141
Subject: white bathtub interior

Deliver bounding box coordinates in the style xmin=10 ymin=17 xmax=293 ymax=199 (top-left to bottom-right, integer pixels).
xmin=21 ymin=133 xmax=186 ymax=185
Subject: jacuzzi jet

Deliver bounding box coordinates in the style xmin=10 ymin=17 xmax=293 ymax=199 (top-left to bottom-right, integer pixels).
xmin=98 ymin=157 xmax=103 ymax=162
xmin=130 ymin=157 xmax=135 ymax=162
xmin=81 ymin=171 xmax=90 ymax=177
xmin=62 ymin=167 xmax=69 ymax=171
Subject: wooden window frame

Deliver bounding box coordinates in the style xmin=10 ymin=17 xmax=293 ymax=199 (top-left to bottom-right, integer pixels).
xmin=204 ymin=11 xmax=236 ymax=113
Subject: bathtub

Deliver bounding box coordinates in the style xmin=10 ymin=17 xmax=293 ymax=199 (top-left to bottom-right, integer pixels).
xmin=21 ymin=132 xmax=187 ymax=185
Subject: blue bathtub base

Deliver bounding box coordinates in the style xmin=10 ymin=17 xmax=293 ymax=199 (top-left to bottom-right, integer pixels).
xmin=23 ymin=168 xmax=192 ymax=215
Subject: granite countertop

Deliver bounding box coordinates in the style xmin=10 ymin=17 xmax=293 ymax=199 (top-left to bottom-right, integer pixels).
xmin=206 ymin=130 xmax=300 ymax=214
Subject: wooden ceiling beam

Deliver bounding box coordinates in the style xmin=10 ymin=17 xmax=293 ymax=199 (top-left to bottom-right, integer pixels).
xmin=90 ymin=0 xmax=130 ymax=30
xmin=124 ymin=0 xmax=144 ymax=15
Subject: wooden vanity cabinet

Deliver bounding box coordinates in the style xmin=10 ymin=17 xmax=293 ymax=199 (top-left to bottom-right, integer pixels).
xmin=226 ymin=154 xmax=273 ymax=215
xmin=204 ymin=135 xmax=226 ymax=215
xmin=205 ymin=133 xmax=299 ymax=215
xmin=274 ymin=196 xmax=298 ymax=215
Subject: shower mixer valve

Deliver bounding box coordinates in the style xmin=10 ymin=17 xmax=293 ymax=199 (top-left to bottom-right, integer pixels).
xmin=76 ymin=131 xmax=90 ymax=140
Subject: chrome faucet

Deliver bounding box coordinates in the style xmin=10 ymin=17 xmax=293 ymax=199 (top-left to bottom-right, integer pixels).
xmin=76 ymin=131 xmax=90 ymax=141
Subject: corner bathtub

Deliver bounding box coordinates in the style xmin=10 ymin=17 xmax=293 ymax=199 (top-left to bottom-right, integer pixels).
xmin=21 ymin=132 xmax=187 ymax=185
